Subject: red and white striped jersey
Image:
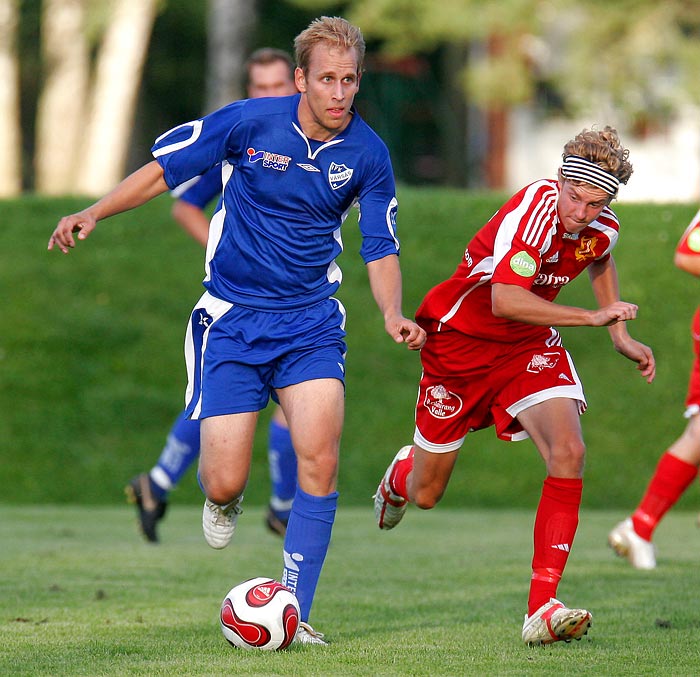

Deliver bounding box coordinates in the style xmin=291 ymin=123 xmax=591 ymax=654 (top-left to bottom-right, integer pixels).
xmin=416 ymin=179 xmax=620 ymax=343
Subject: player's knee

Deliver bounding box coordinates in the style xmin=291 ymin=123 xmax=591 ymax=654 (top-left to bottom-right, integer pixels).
xmin=547 ymin=436 xmax=586 ymax=476
xmin=568 ymin=437 xmax=586 ymax=466
xmin=200 ymin=472 xmax=245 ymax=505
xmin=296 ymin=453 xmax=338 ymax=495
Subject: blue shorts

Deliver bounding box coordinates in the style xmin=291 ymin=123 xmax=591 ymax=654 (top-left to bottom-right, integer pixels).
xmin=184 ymin=291 xmax=347 ymax=419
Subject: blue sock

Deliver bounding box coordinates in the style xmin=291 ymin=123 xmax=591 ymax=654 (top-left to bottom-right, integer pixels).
xmin=149 ymin=410 xmax=201 ymax=499
xmin=281 ymin=488 xmax=337 ymax=622
xmin=268 ymin=419 xmax=297 ymax=519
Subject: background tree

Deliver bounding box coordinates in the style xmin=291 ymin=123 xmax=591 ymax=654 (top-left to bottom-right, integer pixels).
xmin=0 ymin=0 xmax=21 ymax=196
xmin=292 ymin=0 xmax=700 ymax=186
xmin=34 ymin=0 xmax=88 ymax=195
xmin=205 ymin=0 xmax=256 ymax=112
xmin=74 ymin=0 xmax=159 ymax=195
xmin=295 ymin=0 xmax=700 ymax=118
xmin=26 ymin=0 xmax=159 ymax=196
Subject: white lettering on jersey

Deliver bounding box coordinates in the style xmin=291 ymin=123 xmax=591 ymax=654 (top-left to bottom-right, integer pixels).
xmin=533 ymin=272 xmax=570 ymax=288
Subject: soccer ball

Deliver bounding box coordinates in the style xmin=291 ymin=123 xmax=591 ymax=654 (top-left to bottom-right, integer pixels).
xmin=220 ymin=577 xmax=300 ymax=650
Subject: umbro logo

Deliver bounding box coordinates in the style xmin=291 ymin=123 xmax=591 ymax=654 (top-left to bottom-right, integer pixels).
xmin=297 ymin=163 xmax=320 ymax=172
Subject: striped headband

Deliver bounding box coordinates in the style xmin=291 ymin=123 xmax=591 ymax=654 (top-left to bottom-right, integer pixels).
xmin=560 ymin=155 xmax=620 ymax=197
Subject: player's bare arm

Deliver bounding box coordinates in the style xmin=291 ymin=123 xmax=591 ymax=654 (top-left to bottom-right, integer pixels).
xmin=587 ymin=257 xmax=642 ymax=324
xmin=674 ymin=251 xmax=700 ymax=277
xmin=607 ymin=331 xmax=656 ymax=383
xmin=48 ymin=161 xmax=169 ymax=253
xmin=366 ymin=255 xmax=426 ymax=350
xmin=491 ymin=283 xmax=638 ymax=328
xmin=585 ymin=256 xmax=655 ymax=381
xmin=172 ymin=200 xmax=210 ymax=247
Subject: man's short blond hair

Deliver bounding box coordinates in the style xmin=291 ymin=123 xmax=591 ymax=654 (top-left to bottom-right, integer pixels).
xmin=294 ymin=16 xmax=365 ymax=74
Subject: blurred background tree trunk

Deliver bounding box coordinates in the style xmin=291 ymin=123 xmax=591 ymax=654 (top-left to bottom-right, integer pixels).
xmin=205 ymin=0 xmax=255 ymax=112
xmin=74 ymin=0 xmax=158 ymax=195
xmin=34 ymin=0 xmax=88 ymax=195
xmin=0 ymin=0 xmax=21 ymax=197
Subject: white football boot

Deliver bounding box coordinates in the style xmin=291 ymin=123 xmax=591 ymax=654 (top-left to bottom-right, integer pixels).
xmin=608 ymin=517 xmax=656 ymax=570
xmin=295 ymin=621 xmax=328 ymax=646
xmin=202 ymin=497 xmax=243 ymax=549
xmin=522 ymin=598 xmax=592 ymax=646
xmin=373 ymin=446 xmax=412 ymax=530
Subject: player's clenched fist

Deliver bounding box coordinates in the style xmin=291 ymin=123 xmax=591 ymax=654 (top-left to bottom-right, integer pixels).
xmin=593 ymin=301 xmax=639 ymax=326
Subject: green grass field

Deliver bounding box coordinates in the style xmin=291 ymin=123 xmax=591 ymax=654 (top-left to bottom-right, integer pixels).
xmin=3 ymin=505 xmax=700 ymax=676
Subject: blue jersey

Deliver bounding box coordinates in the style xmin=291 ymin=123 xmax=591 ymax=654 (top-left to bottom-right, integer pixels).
xmin=171 ymin=166 xmax=222 ymax=210
xmin=152 ymin=93 xmax=399 ymax=311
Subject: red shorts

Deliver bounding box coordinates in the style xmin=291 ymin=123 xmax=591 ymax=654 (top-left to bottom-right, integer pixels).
xmin=414 ymin=323 xmax=586 ymax=452
xmin=684 ymin=307 xmax=700 ymax=417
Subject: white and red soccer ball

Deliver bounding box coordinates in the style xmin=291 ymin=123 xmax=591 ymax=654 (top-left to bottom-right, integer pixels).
xmin=220 ymin=577 xmax=300 ymax=650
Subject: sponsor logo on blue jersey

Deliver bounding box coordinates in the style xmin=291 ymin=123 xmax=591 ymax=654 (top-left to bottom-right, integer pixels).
xmin=297 ymin=163 xmax=321 ymax=172
xmin=328 ymin=162 xmax=353 ymax=190
xmin=247 ymin=147 xmax=291 ymax=171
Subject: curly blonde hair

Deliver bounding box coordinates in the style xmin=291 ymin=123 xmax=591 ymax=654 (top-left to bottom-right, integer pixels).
xmin=562 ymin=126 xmax=633 ymax=185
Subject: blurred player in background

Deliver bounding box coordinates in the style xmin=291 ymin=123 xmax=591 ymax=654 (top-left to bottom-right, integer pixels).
xmin=373 ymin=127 xmax=655 ymax=645
xmin=609 ymin=210 xmax=700 ymax=569
xmin=125 ymin=48 xmax=299 ymax=544
xmin=49 ymin=16 xmax=425 ymax=645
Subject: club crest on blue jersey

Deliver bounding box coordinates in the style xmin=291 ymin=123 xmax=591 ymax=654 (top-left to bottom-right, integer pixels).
xmin=247 ymin=147 xmax=291 ymax=171
xmin=328 ymin=162 xmax=353 ymax=190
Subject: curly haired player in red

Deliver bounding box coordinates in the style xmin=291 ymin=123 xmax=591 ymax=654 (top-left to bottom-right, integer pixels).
xmin=609 ymin=209 xmax=700 ymax=569
xmin=373 ymin=126 xmax=656 ymax=645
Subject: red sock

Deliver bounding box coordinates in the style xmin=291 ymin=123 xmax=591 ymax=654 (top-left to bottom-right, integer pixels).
xmin=390 ymin=447 xmax=414 ymax=499
xmin=632 ymin=452 xmax=698 ymax=541
xmin=528 ymin=476 xmax=582 ymax=616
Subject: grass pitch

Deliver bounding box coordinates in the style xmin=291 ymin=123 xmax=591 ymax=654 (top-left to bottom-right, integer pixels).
xmin=3 ymin=505 xmax=700 ymax=676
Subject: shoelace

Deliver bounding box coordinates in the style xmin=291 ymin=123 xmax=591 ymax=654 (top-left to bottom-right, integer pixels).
xmin=298 ymin=621 xmax=325 ymax=640
xmin=210 ymin=500 xmax=242 ymax=525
